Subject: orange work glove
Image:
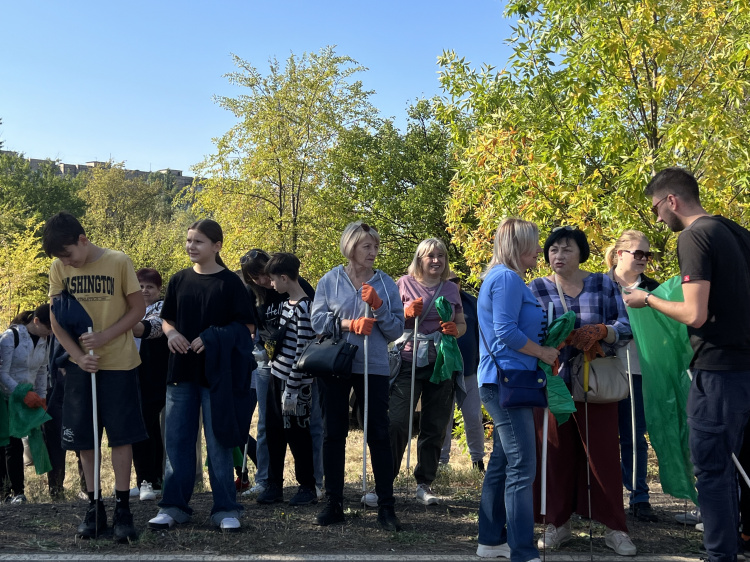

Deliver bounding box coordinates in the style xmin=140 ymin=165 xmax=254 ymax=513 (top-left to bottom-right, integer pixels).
xmin=440 ymin=321 xmax=459 ymax=337
xmin=361 ymin=283 xmax=383 ymax=310
xmin=567 ymin=324 xmax=608 ymax=351
xmin=350 ymin=317 xmax=376 ymax=336
xmin=23 ymin=390 xmax=45 ymax=409
xmin=41 ymin=398 xmax=47 ymax=410
xmin=583 ymin=341 xmax=606 ymax=362
xmin=404 ymin=297 xmax=423 ymax=319
xmin=552 ymin=357 xmax=560 ymax=376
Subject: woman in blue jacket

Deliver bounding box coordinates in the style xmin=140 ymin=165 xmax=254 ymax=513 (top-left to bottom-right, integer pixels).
xmin=476 ymin=218 xmax=558 ymax=561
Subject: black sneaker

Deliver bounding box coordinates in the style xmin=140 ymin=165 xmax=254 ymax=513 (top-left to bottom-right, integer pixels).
xmin=77 ymin=502 xmax=108 ymax=538
xmin=256 ymin=483 xmax=283 ymax=504
xmin=289 ymin=486 xmax=318 ymax=506
xmin=631 ymin=502 xmax=658 ymax=522
xmin=377 ymin=505 xmax=402 ymax=532
xmin=315 ymin=499 xmax=345 ymax=526
xmin=113 ymin=509 xmax=137 ymax=543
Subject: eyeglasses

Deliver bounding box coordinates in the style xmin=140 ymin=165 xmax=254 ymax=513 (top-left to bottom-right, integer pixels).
xmin=359 ymin=223 xmax=377 ymax=233
xmin=651 ymin=195 xmax=670 ymax=218
xmin=552 ymin=225 xmax=576 ymax=233
xmin=240 ymin=249 xmax=264 ymax=265
xmin=621 ymin=249 xmax=653 ymax=261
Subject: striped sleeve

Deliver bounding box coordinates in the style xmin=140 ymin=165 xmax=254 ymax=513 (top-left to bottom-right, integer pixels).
xmin=270 ymin=299 xmax=315 ymax=389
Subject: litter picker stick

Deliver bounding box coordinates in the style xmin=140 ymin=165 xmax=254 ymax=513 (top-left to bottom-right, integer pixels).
xmin=541 ymin=302 xmax=553 ymax=562
xmin=627 ymin=349 xmax=636 ymax=494
xmin=405 ymin=316 xmax=419 ymax=477
xmin=88 ymin=327 xmax=100 ymax=537
xmin=362 ymin=306 xmax=370 ymax=498
xmin=583 ymin=356 xmax=593 ymax=562
xmin=733 ymin=453 xmax=750 ymax=489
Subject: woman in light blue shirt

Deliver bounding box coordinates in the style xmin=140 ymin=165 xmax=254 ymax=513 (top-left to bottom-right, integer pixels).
xmin=476 ymin=218 xmax=558 ymax=561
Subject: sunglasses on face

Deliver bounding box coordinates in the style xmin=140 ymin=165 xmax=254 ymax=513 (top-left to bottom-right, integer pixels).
xmin=651 ymin=194 xmax=670 ymax=218
xmin=621 ymin=249 xmax=653 ymax=261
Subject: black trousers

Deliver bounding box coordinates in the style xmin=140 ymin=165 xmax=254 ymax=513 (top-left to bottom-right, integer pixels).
xmin=0 ymin=436 xmax=24 ymax=497
xmin=319 ymin=373 xmax=395 ymax=507
xmin=132 ymin=397 xmax=165 ymax=488
xmin=265 ymin=376 xmax=315 ymax=490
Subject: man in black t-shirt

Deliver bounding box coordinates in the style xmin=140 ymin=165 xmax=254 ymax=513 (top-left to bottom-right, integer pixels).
xmin=624 ymin=167 xmax=750 ymax=562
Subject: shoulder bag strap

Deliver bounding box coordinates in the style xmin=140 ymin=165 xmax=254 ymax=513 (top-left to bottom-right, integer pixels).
xmin=478 ymin=323 xmax=502 ymax=373
xmin=553 ymin=274 xmax=569 ymax=313
xmin=419 ymin=281 xmax=444 ymax=324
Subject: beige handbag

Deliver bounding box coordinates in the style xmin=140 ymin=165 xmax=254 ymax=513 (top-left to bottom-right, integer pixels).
xmin=554 ymin=275 xmax=630 ymax=403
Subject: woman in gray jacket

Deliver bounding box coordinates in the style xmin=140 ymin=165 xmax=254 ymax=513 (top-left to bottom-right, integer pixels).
xmin=0 ymin=304 xmax=52 ymax=504
xmin=310 ymin=221 xmax=404 ymax=531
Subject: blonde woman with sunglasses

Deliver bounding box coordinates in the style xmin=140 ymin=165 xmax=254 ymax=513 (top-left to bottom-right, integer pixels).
xmin=604 ymin=230 xmax=660 ymax=524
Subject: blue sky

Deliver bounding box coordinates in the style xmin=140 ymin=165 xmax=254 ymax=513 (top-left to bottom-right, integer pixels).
xmin=1 ymin=1 xmax=514 ymax=175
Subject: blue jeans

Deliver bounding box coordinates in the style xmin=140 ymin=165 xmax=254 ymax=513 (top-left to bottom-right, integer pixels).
xmin=688 ymin=369 xmax=750 ymax=562
xmin=478 ymin=384 xmax=538 ymax=562
xmin=618 ymin=374 xmax=649 ymax=504
xmin=158 ymin=382 xmax=242 ymax=526
xmin=253 ymin=365 xmax=271 ymax=486
xmin=310 ymin=379 xmax=324 ymax=489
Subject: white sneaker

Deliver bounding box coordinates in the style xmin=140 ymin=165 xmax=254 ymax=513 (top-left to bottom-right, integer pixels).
xmin=148 ymin=512 xmax=176 ymax=530
xmin=605 ymin=529 xmax=637 ymax=556
xmin=220 ymin=517 xmax=241 ymax=532
xmin=537 ymin=520 xmax=572 ymax=549
xmin=139 ymin=481 xmax=156 ymax=501
xmin=674 ymin=507 xmax=701 ymax=524
xmin=415 ymin=483 xmax=439 ymax=505
xmin=695 ymin=522 xmax=704 ymax=532
xmin=316 ymin=486 xmax=324 ymax=500
xmin=476 ymin=543 xmax=510 ymax=558
xmin=361 ymin=491 xmax=378 ymax=507
xmin=242 ymin=482 xmax=267 ymax=497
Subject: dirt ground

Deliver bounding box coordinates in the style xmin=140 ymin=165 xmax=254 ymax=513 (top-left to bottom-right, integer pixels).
xmin=0 ymin=469 xmax=705 ymax=557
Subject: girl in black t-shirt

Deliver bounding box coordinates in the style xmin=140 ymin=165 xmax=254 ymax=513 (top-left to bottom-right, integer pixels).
xmin=148 ymin=220 xmax=255 ymax=533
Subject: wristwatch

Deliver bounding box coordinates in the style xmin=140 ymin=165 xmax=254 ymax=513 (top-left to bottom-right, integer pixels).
xmin=644 ymin=293 xmax=652 ymax=307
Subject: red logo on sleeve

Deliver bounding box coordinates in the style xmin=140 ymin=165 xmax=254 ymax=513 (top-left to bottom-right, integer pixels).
xmin=682 ymin=275 xmax=691 ymax=283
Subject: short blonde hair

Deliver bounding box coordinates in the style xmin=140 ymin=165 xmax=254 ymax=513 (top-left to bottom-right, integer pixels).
xmin=604 ymin=230 xmax=649 ymax=269
xmin=340 ymin=221 xmax=381 ymax=261
xmin=482 ymin=218 xmax=539 ymax=278
xmin=407 ymin=238 xmax=450 ymax=281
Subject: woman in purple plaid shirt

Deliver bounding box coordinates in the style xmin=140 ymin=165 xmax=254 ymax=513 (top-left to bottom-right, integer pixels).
xmin=529 ymin=226 xmax=636 ymax=557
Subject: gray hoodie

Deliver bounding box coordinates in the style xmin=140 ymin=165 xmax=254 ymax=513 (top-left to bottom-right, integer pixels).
xmin=311 ymin=265 xmax=404 ymax=376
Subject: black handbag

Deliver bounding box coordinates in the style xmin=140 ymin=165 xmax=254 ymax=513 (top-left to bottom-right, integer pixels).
xmin=297 ymin=317 xmax=358 ymax=380
xmin=479 ymin=324 xmax=547 ymax=408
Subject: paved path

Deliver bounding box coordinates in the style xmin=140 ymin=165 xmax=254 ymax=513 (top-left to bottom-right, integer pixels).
xmin=0 ymin=554 xmax=702 ymax=561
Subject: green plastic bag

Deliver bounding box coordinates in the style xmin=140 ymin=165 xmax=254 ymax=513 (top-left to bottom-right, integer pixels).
xmin=431 ymin=296 xmax=463 ymax=385
xmin=538 ymin=311 xmax=577 ymax=425
xmin=9 ymin=384 xmax=52 ymax=475
xmin=627 ymin=276 xmax=697 ymax=503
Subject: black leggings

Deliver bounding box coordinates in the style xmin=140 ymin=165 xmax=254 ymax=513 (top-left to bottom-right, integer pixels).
xmin=0 ymin=436 xmax=24 ymax=497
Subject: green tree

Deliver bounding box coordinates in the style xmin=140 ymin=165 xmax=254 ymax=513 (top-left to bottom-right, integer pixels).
xmin=437 ymin=0 xmax=750 ymax=280
xmin=191 ymin=46 xmax=377 ymax=276
xmin=322 ymin=100 xmax=460 ymax=278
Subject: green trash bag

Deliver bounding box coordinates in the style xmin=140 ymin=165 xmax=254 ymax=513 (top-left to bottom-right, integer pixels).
xmin=431 ymin=296 xmax=463 ymax=385
xmin=538 ymin=311 xmax=577 ymax=425
xmin=627 ymin=276 xmax=697 ymax=503
xmin=9 ymin=384 xmax=52 ymax=475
